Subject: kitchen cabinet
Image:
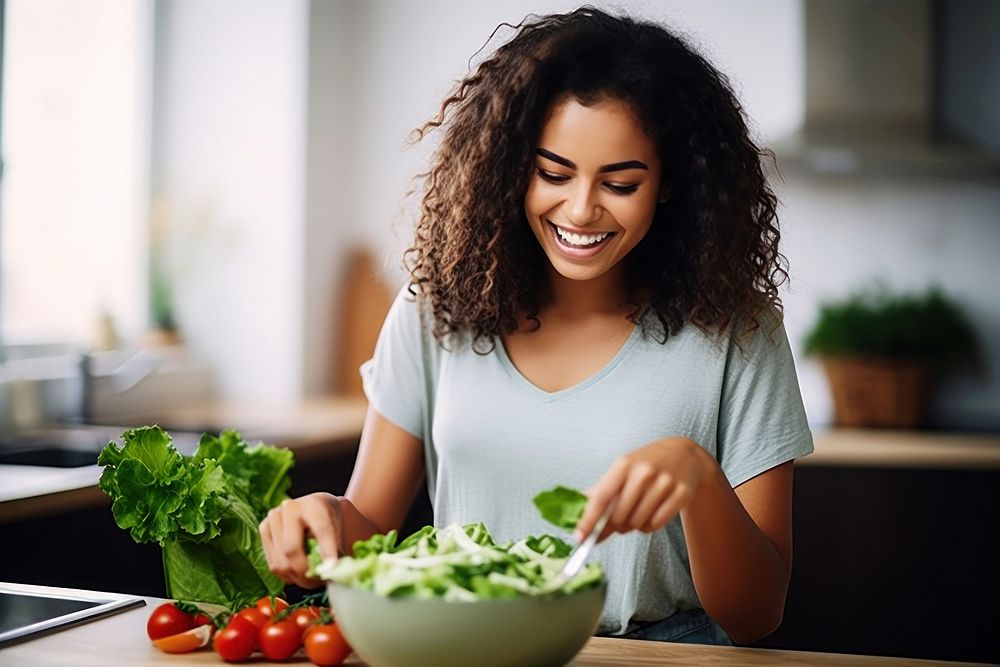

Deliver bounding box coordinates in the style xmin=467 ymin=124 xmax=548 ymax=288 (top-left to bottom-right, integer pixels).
xmin=751 ymin=463 xmax=999 ymax=664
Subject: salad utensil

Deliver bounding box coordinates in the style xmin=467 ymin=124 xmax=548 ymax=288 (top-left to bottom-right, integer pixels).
xmin=545 ymin=503 xmax=614 ymax=592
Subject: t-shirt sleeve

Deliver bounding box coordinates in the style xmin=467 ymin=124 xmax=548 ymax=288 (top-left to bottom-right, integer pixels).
xmin=358 ymin=286 xmax=427 ymax=440
xmin=716 ymin=311 xmax=814 ymax=487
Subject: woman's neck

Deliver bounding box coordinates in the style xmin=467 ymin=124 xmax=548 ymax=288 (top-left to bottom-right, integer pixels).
xmin=544 ymin=264 xmax=632 ymax=320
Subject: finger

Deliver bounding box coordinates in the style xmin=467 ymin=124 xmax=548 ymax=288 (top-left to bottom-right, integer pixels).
xmin=575 ymin=459 xmax=628 ymax=542
xmin=262 ymin=507 xmax=291 ymax=581
xmin=303 ymin=501 xmax=342 ymax=565
xmin=259 ymin=514 xmax=274 ymax=561
xmin=647 ymin=482 xmax=695 ymax=531
xmin=629 ymin=473 xmax=674 ymax=531
xmin=280 ymin=507 xmax=310 ymax=584
xmin=608 ymin=464 xmax=657 ymax=534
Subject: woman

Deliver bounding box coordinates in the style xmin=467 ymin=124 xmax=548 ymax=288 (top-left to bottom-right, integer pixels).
xmin=260 ymin=7 xmax=812 ymax=646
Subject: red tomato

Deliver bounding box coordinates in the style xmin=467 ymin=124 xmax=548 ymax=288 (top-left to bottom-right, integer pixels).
xmin=236 ymin=606 xmax=268 ymax=629
xmin=304 ymin=623 xmax=352 ymax=666
xmin=213 ymin=614 xmax=257 ymax=663
xmin=146 ymin=602 xmax=195 ymax=640
xmin=289 ymin=606 xmax=321 ymax=632
xmin=192 ymin=612 xmax=213 ymax=627
xmin=258 ymin=618 xmax=303 ymax=661
xmin=255 ymin=595 xmax=290 ymax=618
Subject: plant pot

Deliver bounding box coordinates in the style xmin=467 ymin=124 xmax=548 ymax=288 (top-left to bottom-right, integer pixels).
xmin=821 ymin=357 xmax=929 ymax=428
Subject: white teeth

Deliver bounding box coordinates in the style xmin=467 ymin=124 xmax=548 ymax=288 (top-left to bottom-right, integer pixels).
xmin=554 ymin=226 xmax=610 ymax=246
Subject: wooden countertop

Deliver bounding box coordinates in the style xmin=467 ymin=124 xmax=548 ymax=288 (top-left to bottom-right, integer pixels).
xmin=0 ymin=592 xmax=973 ymax=666
xmin=801 ymin=428 xmax=1000 ymax=470
xmin=3 ymin=397 xmax=999 ymax=525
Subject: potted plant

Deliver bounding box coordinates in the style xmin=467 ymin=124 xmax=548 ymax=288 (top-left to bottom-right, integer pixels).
xmin=803 ymin=285 xmax=979 ymax=428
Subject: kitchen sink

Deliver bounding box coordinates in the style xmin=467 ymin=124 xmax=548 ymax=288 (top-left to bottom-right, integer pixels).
xmin=0 ymin=446 xmax=103 ymax=468
xmin=0 ymin=425 xmax=202 ymax=468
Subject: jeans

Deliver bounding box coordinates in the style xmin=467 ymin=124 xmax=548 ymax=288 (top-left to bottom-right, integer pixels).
xmin=607 ymin=608 xmax=733 ymax=645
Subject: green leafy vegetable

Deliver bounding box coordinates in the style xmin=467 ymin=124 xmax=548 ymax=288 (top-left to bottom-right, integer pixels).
xmin=98 ymin=425 xmax=292 ymax=608
xmin=308 ymin=486 xmax=603 ymax=600
xmin=532 ymin=485 xmax=588 ymax=530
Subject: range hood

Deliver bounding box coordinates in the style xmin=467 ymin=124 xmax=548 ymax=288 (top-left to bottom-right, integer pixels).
xmin=770 ymin=0 xmax=1000 ymax=178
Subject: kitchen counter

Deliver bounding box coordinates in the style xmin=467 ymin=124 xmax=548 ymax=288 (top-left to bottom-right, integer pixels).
xmin=798 ymin=427 xmax=1000 ymax=469
xmin=3 ymin=399 xmax=999 ymax=524
xmin=0 ymin=591 xmax=974 ymax=666
xmin=0 ymin=397 xmax=368 ymax=523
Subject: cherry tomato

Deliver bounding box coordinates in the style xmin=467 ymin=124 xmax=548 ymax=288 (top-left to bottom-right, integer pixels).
xmin=255 ymin=595 xmax=290 ymax=619
xmin=258 ymin=618 xmax=303 ymax=661
xmin=213 ymin=614 xmax=257 ymax=663
xmin=304 ymin=623 xmax=352 ymax=666
xmin=236 ymin=605 xmax=268 ymax=629
xmin=192 ymin=612 xmax=213 ymax=627
xmin=289 ymin=606 xmax=321 ymax=632
xmin=147 ymin=602 xmax=195 ymax=640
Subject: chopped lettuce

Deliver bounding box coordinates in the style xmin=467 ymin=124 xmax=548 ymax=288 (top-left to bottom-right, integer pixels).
xmin=309 ymin=486 xmax=604 ymax=600
xmin=98 ymin=426 xmax=290 ymax=608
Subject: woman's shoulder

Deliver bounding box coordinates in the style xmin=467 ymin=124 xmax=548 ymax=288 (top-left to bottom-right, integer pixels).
xmin=386 ymin=283 xmax=470 ymax=352
xmin=634 ymin=302 xmax=787 ymax=355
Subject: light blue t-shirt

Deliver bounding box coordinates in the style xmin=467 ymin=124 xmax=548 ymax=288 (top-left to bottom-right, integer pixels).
xmin=360 ymin=287 xmax=814 ymax=636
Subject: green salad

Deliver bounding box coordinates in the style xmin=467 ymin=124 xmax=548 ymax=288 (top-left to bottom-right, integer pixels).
xmin=308 ymin=485 xmax=604 ymax=600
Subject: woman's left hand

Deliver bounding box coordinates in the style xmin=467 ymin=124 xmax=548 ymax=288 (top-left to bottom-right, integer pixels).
xmin=574 ymin=436 xmax=717 ymax=543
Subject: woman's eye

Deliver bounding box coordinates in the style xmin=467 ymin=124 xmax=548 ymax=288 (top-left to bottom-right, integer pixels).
xmin=536 ymin=168 xmax=569 ymax=183
xmin=606 ymin=183 xmax=639 ymax=195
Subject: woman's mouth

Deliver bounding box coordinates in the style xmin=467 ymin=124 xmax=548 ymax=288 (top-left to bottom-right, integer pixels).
xmin=547 ymin=220 xmax=617 ymax=258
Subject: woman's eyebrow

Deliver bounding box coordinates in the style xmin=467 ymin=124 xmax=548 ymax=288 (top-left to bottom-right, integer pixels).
xmin=535 ymin=148 xmax=648 ymax=173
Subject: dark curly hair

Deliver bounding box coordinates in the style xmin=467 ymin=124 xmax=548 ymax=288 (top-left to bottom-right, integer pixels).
xmin=404 ymin=6 xmax=788 ymax=351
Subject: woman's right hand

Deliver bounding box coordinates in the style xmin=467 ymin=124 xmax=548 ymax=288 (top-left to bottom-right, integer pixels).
xmin=259 ymin=492 xmax=345 ymax=589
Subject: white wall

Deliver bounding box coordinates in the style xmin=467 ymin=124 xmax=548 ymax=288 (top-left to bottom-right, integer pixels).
xmin=303 ymin=0 xmax=361 ymax=396
xmin=152 ymin=0 xmax=307 ymax=403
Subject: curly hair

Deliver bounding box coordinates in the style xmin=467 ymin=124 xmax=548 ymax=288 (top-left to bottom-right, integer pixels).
xmin=404 ymin=6 xmax=788 ymax=351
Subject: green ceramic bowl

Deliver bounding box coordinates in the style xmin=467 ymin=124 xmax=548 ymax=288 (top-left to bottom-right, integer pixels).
xmin=327 ymin=582 xmax=606 ymax=667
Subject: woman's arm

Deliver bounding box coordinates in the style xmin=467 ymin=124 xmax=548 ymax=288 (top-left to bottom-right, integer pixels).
xmin=259 ymin=404 xmax=425 ymax=588
xmin=681 ymin=448 xmax=792 ymax=644
xmin=575 ymin=437 xmax=794 ymax=644
xmin=344 ymin=404 xmax=428 ymax=537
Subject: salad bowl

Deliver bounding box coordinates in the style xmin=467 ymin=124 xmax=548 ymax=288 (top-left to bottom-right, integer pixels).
xmin=327 ymin=579 xmax=605 ymax=667
xmin=314 ymin=519 xmax=607 ymax=667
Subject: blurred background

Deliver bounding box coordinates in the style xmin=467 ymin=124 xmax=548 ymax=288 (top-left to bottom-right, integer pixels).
xmin=0 ymin=0 xmax=997 ymax=663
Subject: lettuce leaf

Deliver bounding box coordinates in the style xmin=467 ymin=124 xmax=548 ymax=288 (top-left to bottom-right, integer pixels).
xmin=98 ymin=425 xmax=290 ymax=607
xmin=532 ymin=485 xmax=588 ymax=530
xmin=193 ymin=431 xmax=294 ymax=517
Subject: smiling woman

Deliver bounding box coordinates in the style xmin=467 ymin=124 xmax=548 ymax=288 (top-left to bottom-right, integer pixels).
xmin=260 ymin=6 xmax=812 ymax=650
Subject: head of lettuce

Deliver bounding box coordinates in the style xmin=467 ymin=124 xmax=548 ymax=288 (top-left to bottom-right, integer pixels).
xmin=97 ymin=425 xmax=293 ymax=609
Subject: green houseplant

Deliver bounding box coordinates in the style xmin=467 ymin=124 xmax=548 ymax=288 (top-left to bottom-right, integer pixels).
xmin=803 ymin=286 xmax=978 ymax=428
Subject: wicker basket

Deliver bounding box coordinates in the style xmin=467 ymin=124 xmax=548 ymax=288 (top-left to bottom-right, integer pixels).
xmin=822 ymin=357 xmax=929 ymax=428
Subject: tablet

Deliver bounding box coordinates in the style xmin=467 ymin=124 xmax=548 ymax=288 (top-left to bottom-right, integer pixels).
xmin=0 ymin=582 xmax=145 ymax=647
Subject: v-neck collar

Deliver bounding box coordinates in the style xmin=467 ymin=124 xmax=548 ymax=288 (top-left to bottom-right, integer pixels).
xmin=494 ymin=322 xmax=643 ymax=402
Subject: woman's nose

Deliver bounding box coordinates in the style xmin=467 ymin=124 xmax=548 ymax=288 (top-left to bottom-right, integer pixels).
xmin=566 ymin=181 xmax=601 ymax=227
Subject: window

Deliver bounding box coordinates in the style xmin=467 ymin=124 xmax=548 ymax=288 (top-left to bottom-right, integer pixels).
xmin=0 ymin=0 xmax=151 ymax=347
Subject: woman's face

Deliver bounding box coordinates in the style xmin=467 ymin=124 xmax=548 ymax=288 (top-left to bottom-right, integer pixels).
xmin=524 ymin=96 xmax=663 ymax=285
